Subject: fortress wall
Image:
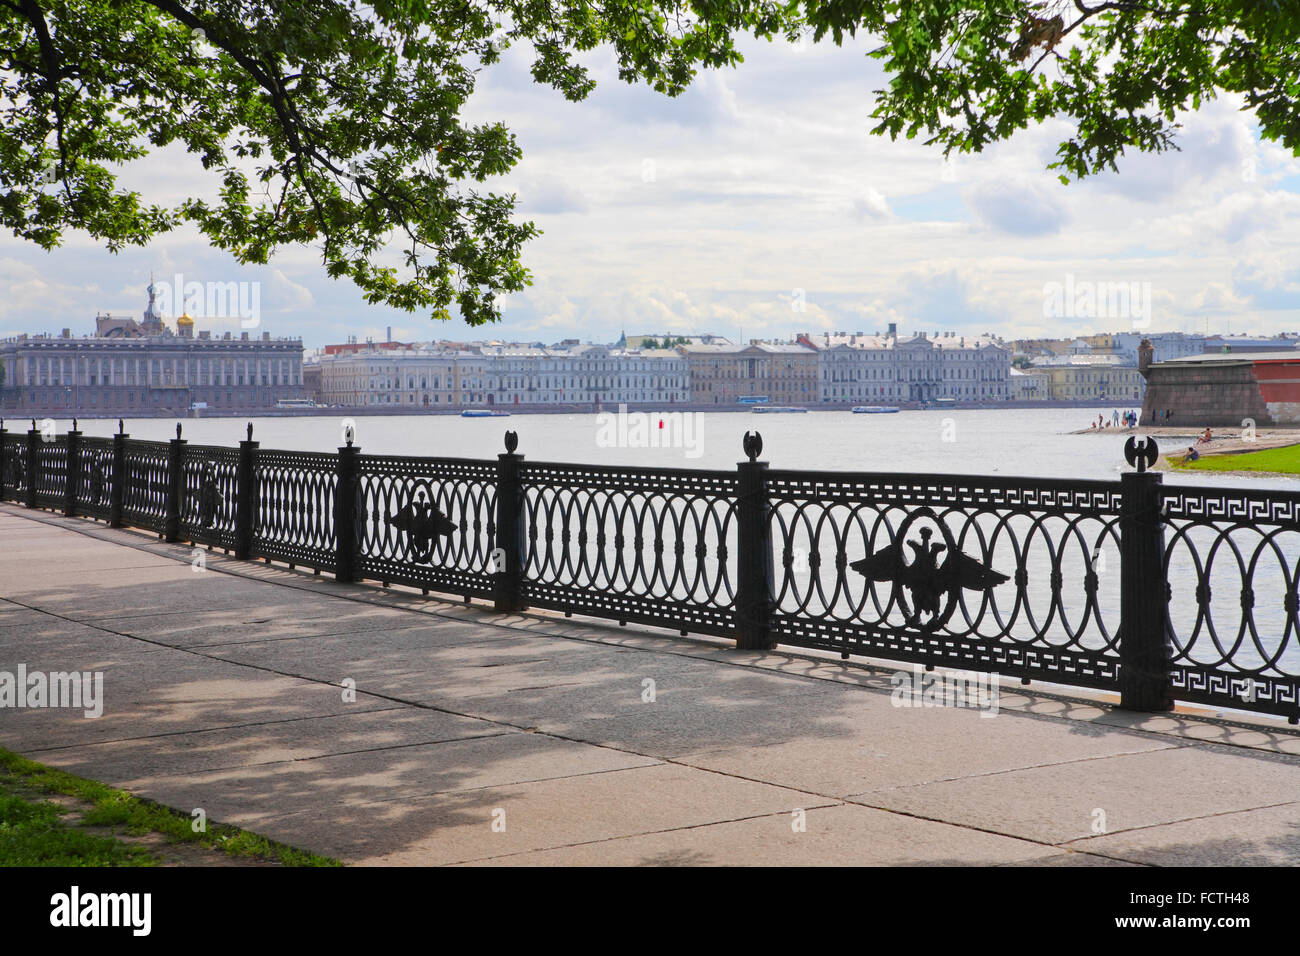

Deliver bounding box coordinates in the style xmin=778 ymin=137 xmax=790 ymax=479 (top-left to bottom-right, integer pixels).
xmin=1141 ymin=363 xmax=1275 ymax=426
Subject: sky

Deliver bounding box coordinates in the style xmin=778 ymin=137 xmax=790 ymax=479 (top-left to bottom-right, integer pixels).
xmin=2 ymin=29 xmax=1299 ymax=350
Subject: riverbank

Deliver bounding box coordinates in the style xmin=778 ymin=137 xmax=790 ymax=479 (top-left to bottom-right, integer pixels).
xmin=1169 ymin=442 xmax=1300 ymax=476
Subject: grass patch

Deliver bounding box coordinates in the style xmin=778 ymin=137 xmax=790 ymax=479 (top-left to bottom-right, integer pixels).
xmin=0 ymin=748 xmax=340 ymax=866
xmin=1171 ymin=443 xmax=1300 ymax=475
xmin=0 ymin=791 xmax=155 ymax=866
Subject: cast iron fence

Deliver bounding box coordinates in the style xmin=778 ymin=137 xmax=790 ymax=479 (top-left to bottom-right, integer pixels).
xmin=1 ymin=419 xmax=1296 ymax=724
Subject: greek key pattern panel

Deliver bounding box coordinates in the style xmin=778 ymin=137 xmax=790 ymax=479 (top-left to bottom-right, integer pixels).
xmin=1162 ymin=487 xmax=1300 ymax=530
xmin=357 ymin=455 xmax=499 ymax=598
xmin=765 ymin=471 xmax=1126 ymax=516
xmin=1170 ymin=667 xmax=1300 ymax=721
xmin=773 ymin=613 xmax=1121 ymax=689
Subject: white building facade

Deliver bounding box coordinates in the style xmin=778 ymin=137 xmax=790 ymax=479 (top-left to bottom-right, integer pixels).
xmin=803 ymin=331 xmax=1011 ymax=403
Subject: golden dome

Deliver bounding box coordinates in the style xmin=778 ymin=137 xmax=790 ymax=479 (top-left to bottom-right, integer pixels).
xmin=176 ymin=312 xmax=194 ymax=327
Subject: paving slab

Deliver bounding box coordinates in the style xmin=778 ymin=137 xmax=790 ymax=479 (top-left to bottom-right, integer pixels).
xmin=0 ymin=644 xmax=392 ymax=751
xmin=674 ymin=701 xmax=1176 ymax=797
xmin=1062 ymin=801 xmax=1300 ymax=866
xmin=30 ymin=705 xmax=508 ymax=780
xmin=349 ymin=763 xmax=827 ymax=865
xmin=130 ymin=732 xmax=661 ymax=833
xmin=108 ymin=605 xmax=438 ymax=648
xmin=855 ymin=745 xmax=1300 ymax=845
xmin=454 ymin=802 xmax=1055 ymax=867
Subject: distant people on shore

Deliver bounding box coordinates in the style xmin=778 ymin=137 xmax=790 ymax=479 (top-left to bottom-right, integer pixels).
xmin=1089 ymin=410 xmax=1138 ymax=430
xmin=1182 ymin=446 xmax=1200 ymax=463
xmin=1198 ymin=427 xmax=1212 ymax=444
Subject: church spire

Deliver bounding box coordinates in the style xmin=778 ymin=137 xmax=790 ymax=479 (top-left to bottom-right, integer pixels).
xmin=142 ymin=272 xmax=164 ymax=333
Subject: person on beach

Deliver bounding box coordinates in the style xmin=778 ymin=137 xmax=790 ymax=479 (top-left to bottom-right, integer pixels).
xmin=1183 ymin=446 xmax=1200 ymax=463
xmin=1198 ymin=427 xmax=1212 ymax=444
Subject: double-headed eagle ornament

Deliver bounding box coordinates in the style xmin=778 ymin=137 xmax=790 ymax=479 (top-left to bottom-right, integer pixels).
xmin=850 ymin=523 xmax=1009 ymax=629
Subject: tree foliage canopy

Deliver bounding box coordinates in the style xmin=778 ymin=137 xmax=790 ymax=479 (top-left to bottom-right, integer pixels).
xmin=2 ymin=0 xmax=1295 ymax=325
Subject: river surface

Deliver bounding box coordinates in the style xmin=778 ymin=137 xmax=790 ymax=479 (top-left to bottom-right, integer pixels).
xmin=44 ymin=407 xmax=1299 ymax=490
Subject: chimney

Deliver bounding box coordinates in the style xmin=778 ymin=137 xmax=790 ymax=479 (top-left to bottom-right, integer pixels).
xmin=887 ymin=322 xmax=897 ymax=338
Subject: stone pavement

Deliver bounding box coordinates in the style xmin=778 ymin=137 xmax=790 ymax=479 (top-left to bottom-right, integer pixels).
xmin=2 ymin=503 xmax=1299 ymax=866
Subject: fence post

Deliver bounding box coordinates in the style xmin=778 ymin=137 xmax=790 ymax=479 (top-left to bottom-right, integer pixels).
xmin=0 ymin=419 xmax=8 ymax=501
xmin=735 ymin=432 xmax=775 ymax=650
xmin=494 ymin=431 xmax=527 ymax=612
xmin=25 ymin=419 xmax=39 ymax=509
xmin=235 ymin=423 xmax=259 ymax=559
xmin=64 ymin=419 xmax=81 ymax=517
xmin=110 ymin=420 xmax=128 ymax=528
xmin=1119 ymin=437 xmax=1172 ymax=712
xmin=165 ymin=423 xmax=186 ymax=542
xmin=334 ymin=432 xmax=361 ymax=583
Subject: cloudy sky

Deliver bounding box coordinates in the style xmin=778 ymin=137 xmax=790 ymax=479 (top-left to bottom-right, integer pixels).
xmin=2 ymin=31 xmax=1298 ymax=349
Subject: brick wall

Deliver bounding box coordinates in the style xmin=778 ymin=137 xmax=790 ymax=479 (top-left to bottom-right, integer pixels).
xmin=1141 ymin=363 xmax=1273 ymax=426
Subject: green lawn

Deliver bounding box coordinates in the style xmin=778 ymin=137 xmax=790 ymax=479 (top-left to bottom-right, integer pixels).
xmin=1172 ymin=442 xmax=1300 ymax=475
xmin=0 ymin=748 xmax=340 ymax=866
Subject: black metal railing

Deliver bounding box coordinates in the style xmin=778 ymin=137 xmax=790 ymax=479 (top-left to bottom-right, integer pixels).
xmin=1 ymin=420 xmax=1296 ymax=724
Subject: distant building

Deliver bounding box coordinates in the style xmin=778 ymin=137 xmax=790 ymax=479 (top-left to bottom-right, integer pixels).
xmin=316 ymin=346 xmax=486 ymax=407
xmin=682 ymin=341 xmax=818 ymax=406
xmin=0 ymin=282 xmax=304 ymax=415
xmin=1009 ymin=368 xmax=1051 ymax=402
xmin=1087 ymin=331 xmax=1207 ymax=366
xmin=301 ymin=362 xmax=323 ymax=404
xmin=798 ymin=327 xmax=1010 ymax=403
xmin=476 ymin=343 xmax=688 ymax=407
xmin=1202 ymin=334 xmax=1300 ymax=355
xmin=1034 ymin=354 xmax=1145 ymax=402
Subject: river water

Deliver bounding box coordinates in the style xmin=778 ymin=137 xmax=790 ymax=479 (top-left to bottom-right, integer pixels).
xmin=44 ymin=407 xmax=1299 ymax=490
